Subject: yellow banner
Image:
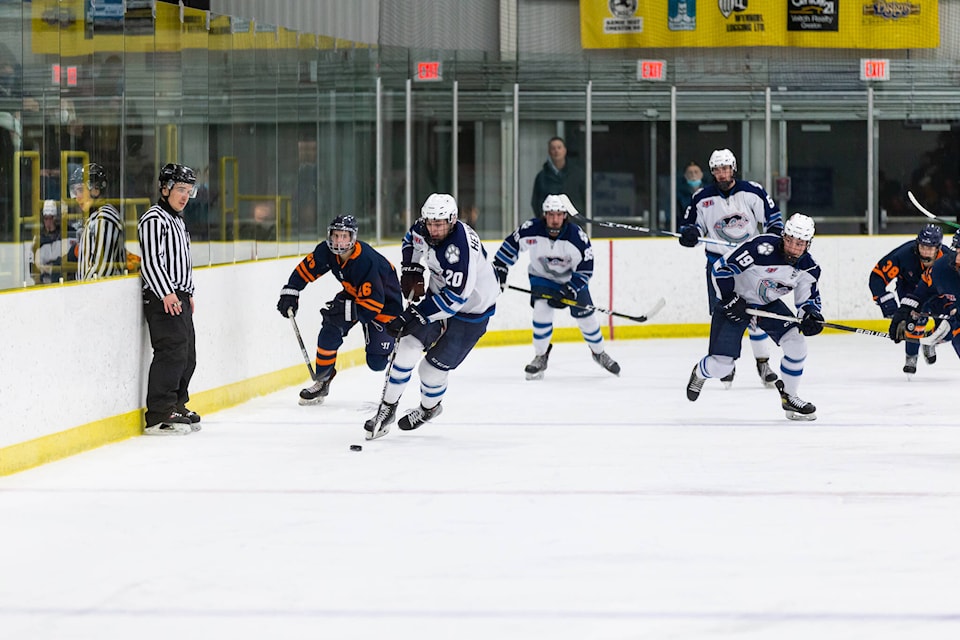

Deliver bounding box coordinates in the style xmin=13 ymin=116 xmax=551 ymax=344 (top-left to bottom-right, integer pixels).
xmin=580 ymin=1 xmax=939 ymax=49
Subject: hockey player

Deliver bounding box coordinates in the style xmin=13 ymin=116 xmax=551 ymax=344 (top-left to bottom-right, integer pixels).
xmin=678 ymin=148 xmax=784 ymax=388
xmin=364 ymin=193 xmax=499 ymax=439
xmin=491 ymin=193 xmax=620 ymax=380
xmin=686 ymin=213 xmax=823 ymax=421
xmin=69 ymin=163 xmax=127 ymax=280
xmin=869 ymin=224 xmax=950 ymax=375
xmin=277 ymin=215 xmax=403 ymax=405
xmin=889 ymin=229 xmax=960 ymax=360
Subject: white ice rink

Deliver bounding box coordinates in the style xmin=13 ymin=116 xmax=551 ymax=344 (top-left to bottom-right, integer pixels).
xmin=3 ymin=334 xmax=960 ymax=640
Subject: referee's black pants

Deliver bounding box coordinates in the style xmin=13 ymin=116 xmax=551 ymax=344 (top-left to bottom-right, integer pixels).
xmin=143 ymin=290 xmax=196 ymax=427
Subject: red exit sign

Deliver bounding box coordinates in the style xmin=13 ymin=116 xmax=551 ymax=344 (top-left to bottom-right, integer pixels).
xmin=416 ymin=61 xmax=442 ymax=82
xmin=860 ymin=58 xmax=890 ymax=81
xmin=637 ymin=60 xmax=666 ymax=81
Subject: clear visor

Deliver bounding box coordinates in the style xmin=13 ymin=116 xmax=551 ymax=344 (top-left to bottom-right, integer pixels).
xmin=168 ymin=183 xmax=198 ymax=198
xmin=68 ymin=183 xmax=84 ymax=198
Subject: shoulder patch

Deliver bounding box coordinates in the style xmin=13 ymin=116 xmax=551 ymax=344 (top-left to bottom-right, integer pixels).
xmin=757 ymin=241 xmax=775 ymax=256
xmin=445 ymin=244 xmax=461 ymax=264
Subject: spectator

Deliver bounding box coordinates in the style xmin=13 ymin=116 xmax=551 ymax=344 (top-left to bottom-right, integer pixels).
xmin=531 ymin=136 xmax=586 ymax=217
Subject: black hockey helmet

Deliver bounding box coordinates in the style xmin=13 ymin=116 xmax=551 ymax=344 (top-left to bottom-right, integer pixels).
xmin=158 ymin=163 xmax=198 ymax=195
xmin=68 ymin=162 xmax=107 ymax=197
xmin=327 ymin=214 xmax=358 ymax=255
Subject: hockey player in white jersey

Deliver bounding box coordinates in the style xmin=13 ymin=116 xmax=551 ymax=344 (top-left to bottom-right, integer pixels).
xmin=686 ymin=213 xmax=824 ymax=421
xmin=678 ymin=149 xmax=783 ymax=389
xmin=491 ymin=194 xmax=620 ymax=380
xmin=364 ymin=193 xmax=500 ymax=438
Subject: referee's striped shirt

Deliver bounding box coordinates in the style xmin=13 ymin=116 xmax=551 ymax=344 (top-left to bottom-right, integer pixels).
xmin=77 ymin=203 xmax=126 ymax=281
xmin=138 ymin=201 xmax=194 ymax=297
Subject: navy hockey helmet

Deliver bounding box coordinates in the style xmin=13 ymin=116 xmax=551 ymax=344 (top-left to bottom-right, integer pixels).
xmin=327 ymin=215 xmax=358 ymax=255
xmin=917 ymin=224 xmax=943 ymax=247
xmin=158 ymin=163 xmax=198 ymax=196
xmin=68 ymin=163 xmax=107 ymax=197
xmin=953 ymin=229 xmax=960 ymax=250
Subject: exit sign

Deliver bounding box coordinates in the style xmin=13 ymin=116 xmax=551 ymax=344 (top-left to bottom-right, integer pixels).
xmin=637 ymin=60 xmax=666 ymax=81
xmin=416 ymin=61 xmax=442 ymax=82
xmin=860 ymin=59 xmax=889 ymax=81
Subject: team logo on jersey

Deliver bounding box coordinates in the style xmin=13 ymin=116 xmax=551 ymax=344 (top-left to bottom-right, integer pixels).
xmin=444 ymin=244 xmax=461 ymax=264
xmin=757 ymin=241 xmax=775 ymax=256
xmin=757 ymin=279 xmax=792 ymax=304
xmin=525 ymin=238 xmax=538 ymax=246
xmin=713 ymin=214 xmax=752 ymax=243
xmin=718 ymin=0 xmax=747 ymax=19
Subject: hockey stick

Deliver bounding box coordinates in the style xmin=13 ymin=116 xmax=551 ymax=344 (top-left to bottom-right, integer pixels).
xmin=364 ymin=291 xmax=417 ymax=440
xmin=288 ymin=309 xmax=317 ymax=381
xmin=907 ymin=190 xmax=960 ymax=230
xmin=571 ymin=213 xmax=737 ymax=248
xmin=747 ymin=308 xmax=941 ymax=345
xmin=507 ymin=285 xmax=665 ymax=323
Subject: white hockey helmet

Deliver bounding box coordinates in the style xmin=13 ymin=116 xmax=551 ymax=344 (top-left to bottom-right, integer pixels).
xmin=783 ymin=213 xmax=816 ymax=241
xmin=708 ymin=148 xmax=737 ymax=173
xmin=42 ymin=199 xmax=58 ymax=218
xmin=420 ymin=193 xmax=458 ymax=245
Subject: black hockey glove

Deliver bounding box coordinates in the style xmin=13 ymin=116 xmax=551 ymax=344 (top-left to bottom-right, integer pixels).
xmin=678 ymin=225 xmax=700 ymax=248
xmin=877 ymin=292 xmax=898 ymax=318
xmin=277 ymin=289 xmax=299 ymax=318
xmin=799 ymin=309 xmax=824 ymax=336
xmin=385 ymin=306 xmax=428 ymax=338
xmin=548 ymin=283 xmax=579 ymax=309
xmin=401 ymin=263 xmax=426 ymax=302
xmin=889 ymin=296 xmax=920 ymax=343
xmin=492 ymin=260 xmax=509 ymax=292
xmin=718 ymin=294 xmax=748 ymax=323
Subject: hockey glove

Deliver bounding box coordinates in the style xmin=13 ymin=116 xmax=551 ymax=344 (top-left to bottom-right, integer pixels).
xmin=678 ymin=225 xmax=700 ymax=248
xmin=889 ymin=296 xmax=920 ymax=343
xmin=548 ymin=283 xmax=579 ymax=309
xmin=492 ymin=260 xmax=509 ymax=292
xmin=799 ymin=309 xmax=824 ymax=336
xmin=385 ymin=306 xmax=428 ymax=338
xmin=277 ymin=289 xmax=300 ymax=318
xmin=877 ymin=292 xmax=898 ymax=318
xmin=718 ymin=294 xmax=748 ymax=324
xmin=401 ymin=263 xmax=426 ymax=302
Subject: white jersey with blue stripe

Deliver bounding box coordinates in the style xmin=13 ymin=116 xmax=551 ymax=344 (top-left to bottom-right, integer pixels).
xmin=493 ymin=217 xmax=593 ymax=290
xmin=681 ymin=180 xmax=783 ymax=257
xmin=711 ymin=234 xmax=822 ymax=314
xmin=402 ymin=220 xmax=499 ymax=322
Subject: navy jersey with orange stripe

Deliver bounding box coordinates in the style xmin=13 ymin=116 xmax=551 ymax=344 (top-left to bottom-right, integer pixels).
xmin=283 ymin=240 xmax=403 ymax=323
xmin=868 ymin=239 xmax=949 ymax=302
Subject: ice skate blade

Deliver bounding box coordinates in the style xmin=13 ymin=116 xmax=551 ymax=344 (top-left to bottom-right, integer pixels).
xmin=298 ymin=396 xmax=325 ymax=406
xmin=785 ymin=410 xmax=817 ymax=422
xmin=525 ymin=371 xmax=545 ymax=381
xmin=365 ymin=424 xmax=390 ymax=441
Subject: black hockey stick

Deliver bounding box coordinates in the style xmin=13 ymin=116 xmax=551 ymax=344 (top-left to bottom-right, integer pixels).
xmin=507 ymin=285 xmax=665 ymax=323
xmin=747 ymin=308 xmax=942 ymax=345
xmin=907 ymin=190 xmax=960 ymax=230
xmin=570 ymin=213 xmax=737 ymax=248
xmin=288 ymin=308 xmax=317 ymax=381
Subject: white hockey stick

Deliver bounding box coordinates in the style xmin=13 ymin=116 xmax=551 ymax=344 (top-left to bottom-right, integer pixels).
xmin=907 ymin=190 xmax=960 ymax=230
xmin=747 ymin=308 xmax=942 ymax=345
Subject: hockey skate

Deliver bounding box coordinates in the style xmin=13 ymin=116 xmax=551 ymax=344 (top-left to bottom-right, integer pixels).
xmin=299 ymin=369 xmax=337 ymax=406
xmin=775 ymin=380 xmax=817 ymax=421
xmin=720 ymin=366 xmax=735 ymax=390
xmin=177 ymin=405 xmax=202 ymax=432
xmin=592 ymin=350 xmax=621 ymax=376
xmin=903 ymin=354 xmax=918 ymax=377
xmin=755 ymin=358 xmax=778 ymax=388
xmin=686 ymin=365 xmax=706 ymax=401
xmin=524 ymin=344 xmax=552 ymax=380
xmin=364 ymin=401 xmax=397 ymax=440
xmin=144 ymin=411 xmax=193 ymax=436
xmin=398 ymin=403 xmax=443 ymax=431
xmin=922 ymin=343 xmax=937 ymax=366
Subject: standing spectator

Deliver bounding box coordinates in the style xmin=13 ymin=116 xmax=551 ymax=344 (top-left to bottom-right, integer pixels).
xmin=276 ymin=215 xmax=404 ymax=405
xmin=32 ymin=199 xmax=73 ymax=284
xmin=364 ymin=193 xmax=500 ymax=439
xmin=492 ymin=193 xmax=620 ymax=380
xmin=69 ymin=163 xmax=126 ymax=280
xmin=677 ymin=160 xmax=705 ymax=213
xmin=138 ymin=163 xmax=201 ymax=436
xmin=531 ymin=136 xmax=586 ymax=218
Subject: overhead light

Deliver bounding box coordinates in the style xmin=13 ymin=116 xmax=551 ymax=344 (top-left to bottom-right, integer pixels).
xmin=801 ymin=124 xmax=831 ymax=132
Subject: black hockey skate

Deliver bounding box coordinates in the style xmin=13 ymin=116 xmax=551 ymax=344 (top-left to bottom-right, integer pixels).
xmin=720 ymin=366 xmax=735 ymax=390
xmin=398 ymin=403 xmax=443 ymax=431
xmin=144 ymin=411 xmax=193 ymax=436
xmin=775 ymin=380 xmax=817 ymax=421
xmin=903 ymin=354 xmax=918 ymax=377
xmin=922 ymin=343 xmax=937 ymax=366
xmin=299 ymin=369 xmax=337 ymax=406
xmin=686 ymin=365 xmax=705 ymax=401
xmin=755 ymin=358 xmax=778 ymax=388
xmin=364 ymin=401 xmax=397 ymax=440
xmin=592 ymin=350 xmax=621 ymax=376
xmin=177 ymin=405 xmax=202 ymax=432
xmin=524 ymin=344 xmax=552 ymax=380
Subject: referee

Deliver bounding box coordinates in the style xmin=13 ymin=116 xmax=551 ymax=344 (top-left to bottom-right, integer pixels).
xmin=138 ymin=163 xmax=201 ymax=436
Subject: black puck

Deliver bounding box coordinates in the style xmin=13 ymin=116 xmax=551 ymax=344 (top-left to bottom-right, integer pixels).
xmin=349 ymin=444 xmax=363 ymax=452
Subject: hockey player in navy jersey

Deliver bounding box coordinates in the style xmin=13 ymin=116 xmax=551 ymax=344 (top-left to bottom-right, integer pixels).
xmin=889 ymin=230 xmax=960 ymax=360
xmin=277 ymin=215 xmax=403 ymax=405
xmin=364 ymin=193 xmax=500 ymax=439
xmin=869 ymin=224 xmax=950 ymax=376
xmin=686 ymin=213 xmax=823 ymax=421
xmin=678 ymin=149 xmax=784 ymax=389
xmin=491 ymin=194 xmax=620 ymax=380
